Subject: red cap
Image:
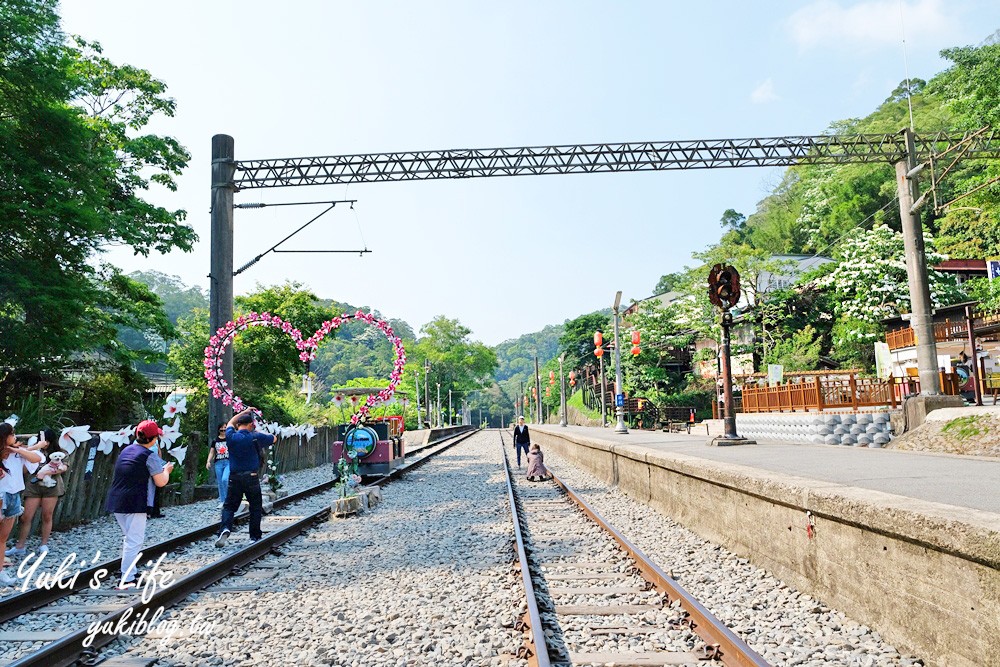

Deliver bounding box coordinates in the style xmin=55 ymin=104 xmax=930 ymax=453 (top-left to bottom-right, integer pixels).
xmin=136 ymin=420 xmax=163 ymax=439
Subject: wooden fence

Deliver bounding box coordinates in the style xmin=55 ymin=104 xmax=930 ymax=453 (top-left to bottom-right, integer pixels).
xmin=16 ymin=426 xmax=337 ymax=531
xmin=739 ymin=372 xmax=961 ymax=413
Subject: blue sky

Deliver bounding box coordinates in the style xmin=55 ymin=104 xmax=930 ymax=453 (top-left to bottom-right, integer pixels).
xmin=60 ymin=0 xmax=1000 ymax=345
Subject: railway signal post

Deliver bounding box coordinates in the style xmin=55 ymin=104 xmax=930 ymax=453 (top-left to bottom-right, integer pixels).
xmin=707 ymin=264 xmax=755 ymax=446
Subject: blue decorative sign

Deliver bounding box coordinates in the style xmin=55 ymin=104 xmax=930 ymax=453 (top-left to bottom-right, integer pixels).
xmin=344 ymin=425 xmax=378 ymax=459
xmin=615 ymin=393 xmax=624 ymax=407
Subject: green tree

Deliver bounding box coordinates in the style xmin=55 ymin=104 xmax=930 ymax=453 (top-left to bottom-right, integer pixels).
xmin=0 ymin=0 xmax=192 ymax=394
xmin=409 ymin=317 xmax=498 ymax=413
xmin=558 ymin=312 xmax=610 ymax=371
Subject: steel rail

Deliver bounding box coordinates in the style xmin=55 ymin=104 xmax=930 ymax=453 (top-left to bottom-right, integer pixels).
xmin=7 ymin=426 xmax=478 ymax=667
xmin=550 ymin=472 xmax=771 ymax=667
xmin=0 ymin=428 xmax=474 ymax=624
xmin=499 ymin=430 xmax=550 ymax=667
xmin=0 ymin=477 xmax=334 ymax=624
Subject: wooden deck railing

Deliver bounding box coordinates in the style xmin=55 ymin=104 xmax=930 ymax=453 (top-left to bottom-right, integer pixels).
xmin=886 ymin=320 xmax=968 ymax=351
xmin=739 ymin=371 xmax=961 ymax=413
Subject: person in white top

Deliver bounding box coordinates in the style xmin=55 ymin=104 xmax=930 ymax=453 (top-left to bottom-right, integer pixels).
xmin=0 ymin=422 xmax=43 ymax=588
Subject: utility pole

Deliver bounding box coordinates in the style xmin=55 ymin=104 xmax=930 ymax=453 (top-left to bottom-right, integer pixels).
xmin=209 ymin=135 xmax=236 ymax=436
xmin=436 ymin=383 xmax=441 ymax=428
xmin=599 ymin=353 xmax=607 ymax=427
xmin=612 ymin=292 xmax=628 ymax=434
xmin=896 ymin=128 xmax=940 ymax=395
xmin=414 ymin=370 xmax=422 ymax=429
xmin=424 ymin=361 xmax=430 ymax=428
xmin=448 ymin=389 xmax=452 ymax=426
xmin=519 ymin=380 xmax=524 ymax=418
xmin=559 ymin=353 xmax=568 ymax=427
xmin=534 ymin=356 xmax=542 ymax=424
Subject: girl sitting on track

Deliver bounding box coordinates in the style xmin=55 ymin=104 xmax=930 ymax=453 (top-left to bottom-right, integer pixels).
xmin=525 ymin=443 xmax=551 ymax=482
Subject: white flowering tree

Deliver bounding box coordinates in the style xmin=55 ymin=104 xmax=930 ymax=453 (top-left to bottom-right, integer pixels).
xmin=816 ymin=224 xmax=961 ymax=350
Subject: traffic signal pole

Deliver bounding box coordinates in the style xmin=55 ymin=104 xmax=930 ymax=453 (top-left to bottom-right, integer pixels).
xmin=719 ymin=313 xmax=738 ymax=439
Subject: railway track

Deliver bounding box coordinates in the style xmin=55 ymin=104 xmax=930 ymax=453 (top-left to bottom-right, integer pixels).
xmin=500 ymin=431 xmax=769 ymax=667
xmin=0 ymin=427 xmax=477 ymax=667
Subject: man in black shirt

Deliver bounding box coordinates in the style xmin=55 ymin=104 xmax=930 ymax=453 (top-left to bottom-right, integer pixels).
xmin=512 ymin=416 xmax=530 ymax=467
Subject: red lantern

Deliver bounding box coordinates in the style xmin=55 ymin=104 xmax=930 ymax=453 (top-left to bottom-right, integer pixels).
xmin=532 ymin=386 xmax=537 ymax=398
xmin=569 ymin=371 xmax=576 ymax=381
xmin=570 ymin=379 xmax=576 ymax=387
xmin=549 ymin=370 xmax=555 ymax=385
xmin=631 ymin=330 xmax=640 ymax=345
xmin=594 ymin=347 xmax=604 ymax=358
xmin=545 ymin=387 xmax=551 ymax=397
xmin=594 ymin=331 xmax=603 ymax=347
xmin=631 ymin=345 xmax=640 ymax=356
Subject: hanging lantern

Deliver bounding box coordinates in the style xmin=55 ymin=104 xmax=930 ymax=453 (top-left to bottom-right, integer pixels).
xmin=631 ymin=345 xmax=641 ymax=356
xmin=594 ymin=347 xmax=604 ymax=358
xmin=569 ymin=378 xmax=576 ymax=387
xmin=594 ymin=331 xmax=603 ymax=347
xmin=549 ymin=370 xmax=555 ymax=385
xmin=545 ymin=387 xmax=551 ymax=397
xmin=532 ymin=386 xmax=537 ymax=398
xmin=631 ymin=330 xmax=641 ymax=345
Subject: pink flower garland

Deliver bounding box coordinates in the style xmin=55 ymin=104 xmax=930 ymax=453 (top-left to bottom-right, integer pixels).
xmin=204 ymin=310 xmax=407 ymax=425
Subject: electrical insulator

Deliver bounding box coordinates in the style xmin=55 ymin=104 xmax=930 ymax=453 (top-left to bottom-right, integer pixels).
xmin=594 ymin=331 xmax=603 ymax=347
xmin=594 ymin=347 xmax=604 ymax=358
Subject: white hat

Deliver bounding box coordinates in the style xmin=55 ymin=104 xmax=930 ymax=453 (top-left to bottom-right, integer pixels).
xmin=517 ymin=415 xmax=524 ymax=420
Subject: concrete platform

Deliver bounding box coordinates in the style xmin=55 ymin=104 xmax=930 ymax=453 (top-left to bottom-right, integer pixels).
xmin=530 ymin=425 xmax=1000 ymax=667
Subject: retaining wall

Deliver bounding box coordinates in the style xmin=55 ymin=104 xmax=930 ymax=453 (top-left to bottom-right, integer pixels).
xmin=531 ymin=426 xmax=1000 ymax=667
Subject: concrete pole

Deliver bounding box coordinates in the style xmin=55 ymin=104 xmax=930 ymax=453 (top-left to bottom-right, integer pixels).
xmin=424 ymin=362 xmax=430 ymax=428
xmin=896 ymin=128 xmax=940 ymax=395
xmin=613 ymin=302 xmax=628 ymax=434
xmin=599 ymin=355 xmax=607 ymax=427
xmin=436 ymin=383 xmax=441 ymax=428
xmin=448 ymin=389 xmax=452 ymax=426
xmin=414 ymin=371 xmax=422 ymax=429
xmin=209 ymin=135 xmax=235 ymax=436
xmin=559 ymin=354 xmax=568 ymax=427
xmin=534 ymin=356 xmax=542 ymax=424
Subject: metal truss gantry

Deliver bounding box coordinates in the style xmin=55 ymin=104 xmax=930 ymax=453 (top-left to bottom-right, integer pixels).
xmin=232 ymin=131 xmax=1000 ymax=189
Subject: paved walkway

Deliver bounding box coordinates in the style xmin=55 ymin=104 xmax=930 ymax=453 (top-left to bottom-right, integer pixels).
xmin=534 ymin=425 xmax=1000 ymax=514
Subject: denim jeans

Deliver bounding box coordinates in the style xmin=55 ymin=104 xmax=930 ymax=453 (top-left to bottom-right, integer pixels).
xmin=220 ymin=472 xmax=263 ymax=540
xmin=214 ymin=460 xmax=230 ymax=505
xmin=514 ymin=442 xmax=530 ymax=466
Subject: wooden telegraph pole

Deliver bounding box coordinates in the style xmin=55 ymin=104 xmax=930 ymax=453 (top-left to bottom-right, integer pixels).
xmin=209 ymin=135 xmax=236 ymax=436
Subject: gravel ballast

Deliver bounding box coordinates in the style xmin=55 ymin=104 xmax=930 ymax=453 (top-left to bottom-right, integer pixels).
xmin=540 ymin=446 xmax=925 ymax=667
xmin=102 ymin=430 xmax=526 ymax=666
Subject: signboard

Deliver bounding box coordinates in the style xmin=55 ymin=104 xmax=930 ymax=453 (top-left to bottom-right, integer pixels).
xmin=988 ymin=258 xmax=1000 ymax=280
xmin=615 ymin=393 xmax=624 ymax=407
xmin=874 ymin=342 xmax=892 ymax=380
xmin=767 ymin=364 xmax=784 ymax=387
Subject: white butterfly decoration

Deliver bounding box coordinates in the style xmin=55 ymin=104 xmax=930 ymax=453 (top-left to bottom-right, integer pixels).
xmin=162 ymin=393 xmax=188 ymax=420
xmin=302 ymin=424 xmax=316 ymax=441
xmin=279 ymin=425 xmax=297 ymax=440
xmin=59 ymin=425 xmax=92 ymax=456
xmin=97 ymin=432 xmax=116 ymax=455
xmin=111 ymin=426 xmax=133 ymax=448
xmin=160 ymin=417 xmax=182 ymax=448
xmin=167 ymin=445 xmax=188 ymax=466
xmin=4 ymin=414 xmax=19 ymax=427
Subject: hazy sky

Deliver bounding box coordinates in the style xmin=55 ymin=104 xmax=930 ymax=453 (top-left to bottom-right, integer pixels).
xmin=60 ymin=0 xmax=1000 ymax=345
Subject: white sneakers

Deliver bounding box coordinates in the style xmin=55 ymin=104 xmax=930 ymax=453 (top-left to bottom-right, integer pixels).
xmin=38 ymin=545 xmax=48 ymax=555
xmin=214 ymin=529 xmax=230 ymax=548
xmin=0 ymin=570 xmax=18 ymax=587
xmin=6 ymin=547 xmax=26 ymax=558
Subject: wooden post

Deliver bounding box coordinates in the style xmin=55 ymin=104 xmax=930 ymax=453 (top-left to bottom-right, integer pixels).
xmin=849 ymin=373 xmax=859 ymax=410
xmin=814 ymin=377 xmax=823 ymax=412
xmin=209 ymin=134 xmax=236 ymax=438
xmin=965 ymin=305 xmax=983 ymax=406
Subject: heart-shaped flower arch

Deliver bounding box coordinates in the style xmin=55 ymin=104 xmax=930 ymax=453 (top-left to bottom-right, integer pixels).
xmin=204 ymin=310 xmax=407 ymax=425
